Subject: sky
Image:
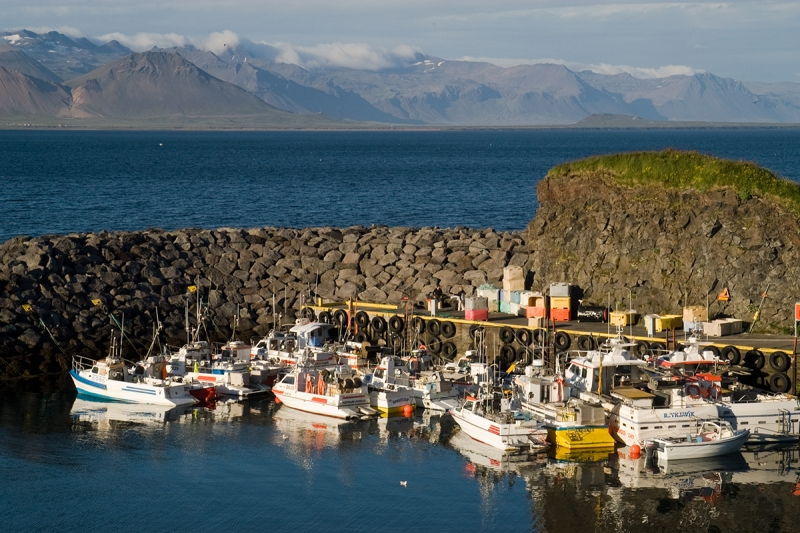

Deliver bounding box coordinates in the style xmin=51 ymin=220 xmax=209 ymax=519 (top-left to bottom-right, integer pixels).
xmin=3 ymin=1 xmax=800 ymax=82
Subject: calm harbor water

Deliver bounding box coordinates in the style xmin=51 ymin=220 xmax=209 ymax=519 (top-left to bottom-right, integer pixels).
xmin=2 ymin=128 xmax=800 ymax=243
xmin=3 ymin=129 xmax=800 ymax=531
xmin=1 ymin=378 xmax=799 ymax=533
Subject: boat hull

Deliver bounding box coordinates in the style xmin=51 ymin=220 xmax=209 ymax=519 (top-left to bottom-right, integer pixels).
xmin=651 ymin=430 xmax=750 ymax=461
xmin=369 ymin=389 xmax=415 ymax=415
xmin=70 ymin=369 xmax=195 ymax=407
xmin=449 ymin=408 xmax=543 ymax=452
xmin=273 ymin=387 xmax=371 ymax=420
xmin=547 ymin=426 xmax=616 ymax=450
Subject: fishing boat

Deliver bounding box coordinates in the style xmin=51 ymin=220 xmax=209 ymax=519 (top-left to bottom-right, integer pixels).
xmin=70 ymin=335 xmax=196 ymax=407
xmin=513 ymin=359 xmax=615 ymax=450
xmin=655 ymin=334 xmax=726 ymax=369
xmin=645 ymin=420 xmax=750 ymax=461
xmin=272 ymin=349 xmax=379 ymax=420
xmin=250 ymin=320 xmax=339 ymax=368
xmin=360 ymin=356 xmax=415 ymax=415
xmin=449 ymin=388 xmax=548 ymax=452
xmin=564 ymin=333 xmax=720 ymax=447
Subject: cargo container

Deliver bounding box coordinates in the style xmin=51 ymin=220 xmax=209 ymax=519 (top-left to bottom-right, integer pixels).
xmin=465 ymin=309 xmax=489 ymax=321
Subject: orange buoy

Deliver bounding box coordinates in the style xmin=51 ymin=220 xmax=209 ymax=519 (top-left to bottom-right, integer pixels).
xmin=403 ymin=404 xmax=413 ymax=417
xmin=630 ymin=444 xmax=641 ymax=458
xmin=274 ymin=396 xmax=281 ymax=404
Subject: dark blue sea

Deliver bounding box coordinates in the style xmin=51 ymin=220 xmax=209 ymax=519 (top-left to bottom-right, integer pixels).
xmin=2 ymin=129 xmax=800 ymax=532
xmin=2 ymin=128 xmax=800 ymax=243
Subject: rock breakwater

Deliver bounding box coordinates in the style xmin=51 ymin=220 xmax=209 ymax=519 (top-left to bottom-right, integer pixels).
xmin=0 ymin=226 xmax=530 ymax=379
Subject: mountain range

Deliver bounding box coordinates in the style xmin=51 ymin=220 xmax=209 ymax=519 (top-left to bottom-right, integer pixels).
xmin=2 ymin=29 xmax=800 ymax=127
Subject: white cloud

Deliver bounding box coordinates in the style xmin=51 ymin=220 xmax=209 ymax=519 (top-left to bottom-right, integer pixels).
xmin=98 ymin=31 xmax=189 ymax=50
xmin=459 ymin=56 xmax=701 ymax=78
xmin=23 ymin=25 xmax=83 ymax=38
xmin=261 ymin=41 xmax=423 ymax=70
xmin=203 ymin=30 xmax=239 ymax=55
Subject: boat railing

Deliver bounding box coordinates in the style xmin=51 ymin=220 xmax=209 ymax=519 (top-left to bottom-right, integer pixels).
xmin=72 ymin=355 xmax=97 ymax=372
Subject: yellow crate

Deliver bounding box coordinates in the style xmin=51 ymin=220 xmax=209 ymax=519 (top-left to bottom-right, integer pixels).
xmin=655 ymin=315 xmax=683 ymax=332
xmin=609 ymin=311 xmax=636 ymax=326
xmin=550 ymin=296 xmax=572 ymax=309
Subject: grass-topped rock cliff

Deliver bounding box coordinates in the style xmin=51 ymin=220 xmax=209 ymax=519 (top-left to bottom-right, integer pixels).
xmin=529 ymin=149 xmax=800 ymax=331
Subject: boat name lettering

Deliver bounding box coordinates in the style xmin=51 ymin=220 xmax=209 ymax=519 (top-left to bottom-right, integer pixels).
xmin=662 ymin=411 xmax=694 ymax=419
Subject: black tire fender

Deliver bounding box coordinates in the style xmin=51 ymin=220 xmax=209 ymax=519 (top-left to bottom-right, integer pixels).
xmin=745 ymin=349 xmax=765 ymax=370
xmin=516 ymin=329 xmax=533 ymax=346
xmin=388 ymin=315 xmax=404 ymax=334
xmin=441 ymin=341 xmax=457 ymax=360
xmin=499 ymin=327 xmax=515 ymax=345
xmin=634 ymin=340 xmax=650 ymax=358
xmin=576 ymin=335 xmax=595 ymax=351
xmin=318 ymin=311 xmax=332 ymax=324
xmin=554 ymin=331 xmax=571 ymax=351
xmin=768 ymin=351 xmax=791 ymax=372
xmin=427 ymin=336 xmax=442 ymax=354
xmin=371 ymin=315 xmax=387 ymax=333
xmin=412 ymin=316 xmax=426 ymax=334
xmin=721 ymin=346 xmax=741 ymax=365
xmin=427 ymin=319 xmax=441 ymax=337
xmin=768 ymin=372 xmax=791 ymax=393
xmin=441 ymin=321 xmax=456 ymax=339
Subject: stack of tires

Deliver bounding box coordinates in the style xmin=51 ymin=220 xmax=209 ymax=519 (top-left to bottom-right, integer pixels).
xmin=413 ymin=317 xmax=458 ymax=361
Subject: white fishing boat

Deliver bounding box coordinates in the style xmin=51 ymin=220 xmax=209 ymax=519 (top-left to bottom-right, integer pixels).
xmin=70 ymin=336 xmax=196 ymax=407
xmin=513 ymin=359 xmax=615 ymax=450
xmin=564 ymin=333 xmax=720 ymax=447
xmin=449 ymin=388 xmax=548 ymax=452
xmin=655 ymin=334 xmax=726 ymax=369
xmin=645 ymin=420 xmax=750 ymax=461
xmin=360 ymin=356 xmax=415 ymax=415
xmin=272 ymin=349 xmax=379 ymax=420
xmin=250 ymin=320 xmax=339 ymax=368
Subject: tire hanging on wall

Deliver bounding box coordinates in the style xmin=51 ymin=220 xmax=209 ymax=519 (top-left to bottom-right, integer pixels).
xmin=515 ymin=346 xmax=529 ymax=361
xmin=532 ymin=328 xmax=546 ymax=345
xmin=302 ymin=307 xmax=316 ymax=320
xmin=721 ymin=345 xmax=741 ymax=365
xmin=634 ymin=340 xmax=650 ymax=358
xmin=371 ymin=315 xmax=387 ymax=334
xmin=554 ymin=331 xmax=571 ymax=351
xmin=576 ymin=335 xmax=595 ymax=351
xmin=704 ymin=345 xmax=721 ymax=359
xmin=469 ymin=324 xmax=482 ymax=340
xmin=648 ymin=342 xmax=666 ymax=357
xmin=441 ymin=341 xmax=457 ymax=360
xmin=318 ymin=311 xmax=333 ymax=324
xmin=333 ymin=309 xmax=348 ymax=327
xmin=427 ymin=319 xmax=441 ymax=337
xmin=768 ymin=351 xmax=791 ymax=372
xmin=412 ymin=317 xmax=426 ymax=334
xmin=355 ymin=311 xmax=370 ymax=329
xmin=768 ymin=372 xmax=792 ymax=393
xmin=516 ymin=329 xmax=533 ymax=346
xmin=499 ymin=327 xmax=515 ymax=345
xmin=745 ymin=349 xmax=765 ymax=370
xmin=499 ymin=344 xmax=516 ymax=366
xmin=441 ymin=321 xmax=456 ymax=339
xmin=389 ymin=315 xmax=405 ymax=334
xmin=354 ymin=331 xmax=370 ymax=344
xmin=427 ymin=336 xmax=442 ymax=355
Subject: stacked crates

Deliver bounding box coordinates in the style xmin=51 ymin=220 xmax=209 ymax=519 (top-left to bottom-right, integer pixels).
xmin=477 ymin=284 xmax=500 ymax=313
xmin=549 ymin=283 xmax=572 ymax=321
xmin=525 ymin=293 xmax=548 ymax=318
xmin=465 ymin=297 xmax=489 ymax=321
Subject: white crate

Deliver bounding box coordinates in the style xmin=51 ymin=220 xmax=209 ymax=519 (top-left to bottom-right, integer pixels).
xmin=549 ymin=282 xmax=571 ymax=297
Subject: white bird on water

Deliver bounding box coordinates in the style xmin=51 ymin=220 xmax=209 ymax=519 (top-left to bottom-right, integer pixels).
xmin=400 ymin=481 xmax=407 ymax=487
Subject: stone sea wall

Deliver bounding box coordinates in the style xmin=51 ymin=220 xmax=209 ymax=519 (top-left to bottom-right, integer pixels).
xmin=0 ymin=226 xmax=530 ymax=379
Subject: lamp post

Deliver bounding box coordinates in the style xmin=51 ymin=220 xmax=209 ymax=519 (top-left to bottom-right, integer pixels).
xmin=627 ymin=287 xmax=633 ymax=340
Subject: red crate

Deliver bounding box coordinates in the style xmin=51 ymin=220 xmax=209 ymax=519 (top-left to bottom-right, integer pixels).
xmin=526 ymin=306 xmax=547 ymax=318
xmin=465 ymin=309 xmax=489 ymax=321
xmin=551 ymin=308 xmax=572 ymax=321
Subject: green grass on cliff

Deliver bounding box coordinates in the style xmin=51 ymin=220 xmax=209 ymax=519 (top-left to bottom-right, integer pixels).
xmin=548 ymin=149 xmax=800 ymax=215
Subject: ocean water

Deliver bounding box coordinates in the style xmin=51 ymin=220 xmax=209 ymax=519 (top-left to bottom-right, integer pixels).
xmin=1 ymin=381 xmax=798 ymax=533
xmin=2 ymin=128 xmax=800 ymax=243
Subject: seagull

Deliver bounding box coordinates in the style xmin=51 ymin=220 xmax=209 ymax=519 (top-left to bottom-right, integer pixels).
xmin=282 ymin=434 xmax=288 ymax=440
xmin=400 ymin=481 xmax=407 ymax=487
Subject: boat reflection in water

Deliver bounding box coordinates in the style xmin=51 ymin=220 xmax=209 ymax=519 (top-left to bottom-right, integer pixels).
xmin=70 ymin=397 xmax=194 ymax=426
xmin=271 ymin=404 xmax=366 ymax=448
xmin=448 ymin=429 xmax=545 ymax=474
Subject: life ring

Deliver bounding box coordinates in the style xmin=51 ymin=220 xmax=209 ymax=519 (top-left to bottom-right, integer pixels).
xmin=554 ymin=331 xmax=571 ymax=351
xmin=371 ymin=315 xmax=387 ymax=333
xmin=441 ymin=321 xmax=456 ymax=339
xmin=388 ymin=315 xmax=405 ymax=334
xmin=768 ymin=351 xmax=791 ymax=372
xmin=499 ymin=327 xmax=515 ymax=345
xmin=305 ymin=375 xmax=313 ymax=393
xmin=685 ymin=383 xmax=702 ymax=399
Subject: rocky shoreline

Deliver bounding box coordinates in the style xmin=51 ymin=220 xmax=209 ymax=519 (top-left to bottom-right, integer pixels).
xmin=0 ymin=226 xmax=530 ymax=379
